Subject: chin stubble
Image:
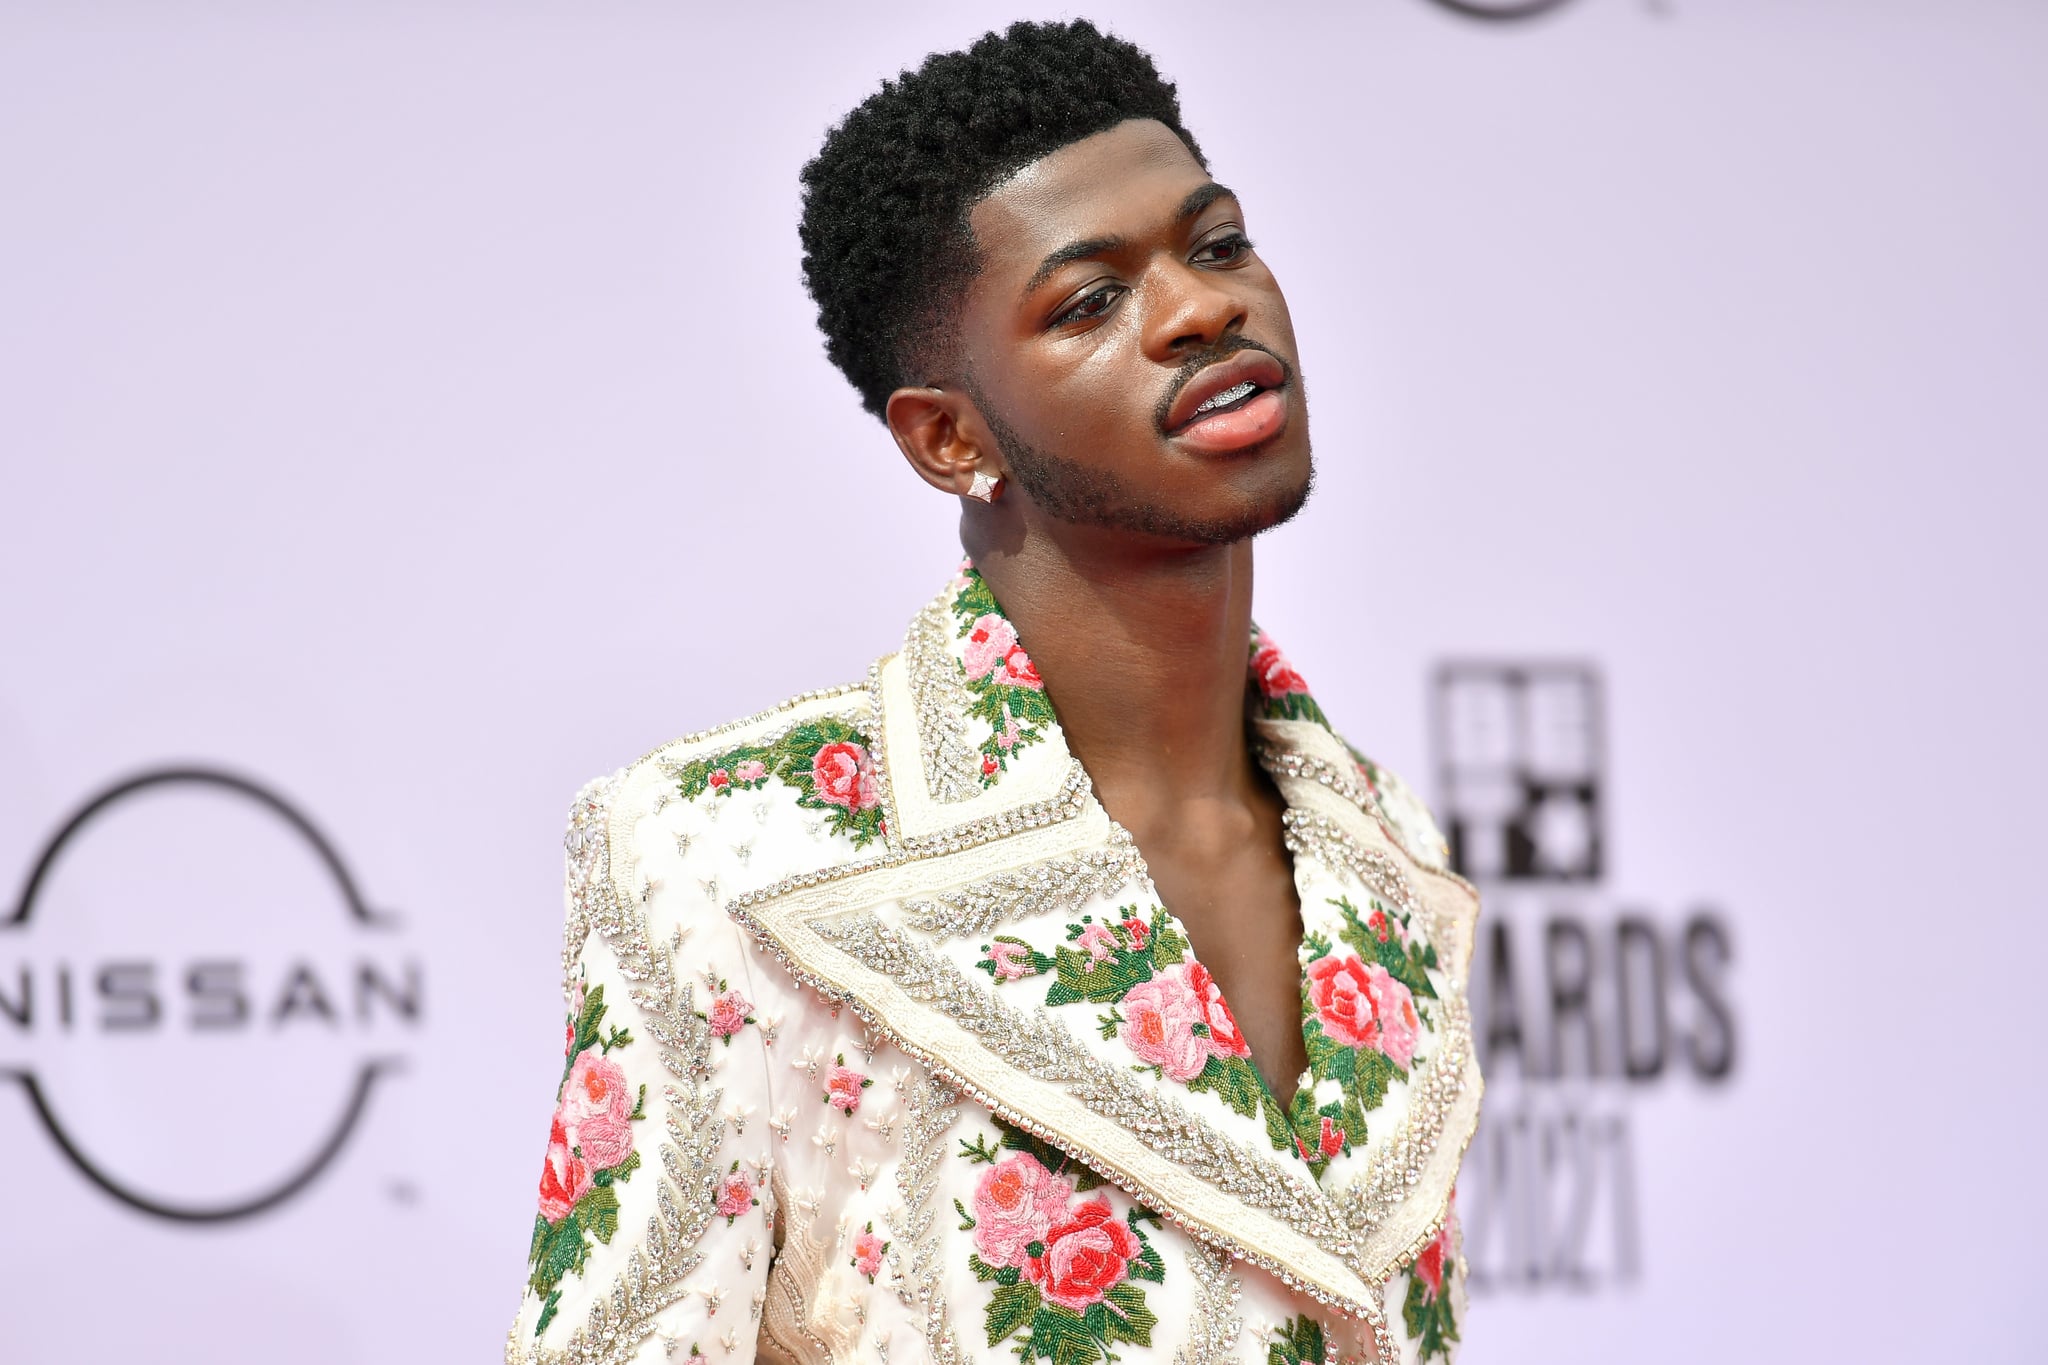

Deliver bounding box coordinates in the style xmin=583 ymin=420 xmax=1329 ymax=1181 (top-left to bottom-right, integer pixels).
xmin=976 ymin=370 xmax=1314 ymax=545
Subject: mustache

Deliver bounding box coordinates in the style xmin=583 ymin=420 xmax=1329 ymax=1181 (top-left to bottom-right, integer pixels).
xmin=1153 ymin=336 xmax=1295 ymax=432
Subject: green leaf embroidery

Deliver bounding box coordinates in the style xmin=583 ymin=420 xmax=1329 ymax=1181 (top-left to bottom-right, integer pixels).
xmin=534 ymin=1289 xmax=561 ymax=1337
xmin=1261 ymin=1084 xmax=1299 ymax=1154
xmin=1127 ymin=1229 xmax=1167 ymax=1284
xmin=1026 ymin=1304 xmax=1106 ymax=1365
xmin=1101 ymin=1281 xmax=1158 ymax=1345
xmin=1402 ymin=1273 xmax=1460 ymax=1360
xmin=1258 ymin=689 xmax=1331 ymax=728
xmin=1046 ymin=943 xmax=1153 ymax=1005
xmin=1352 ymin=1047 xmax=1404 ymax=1111
xmin=527 ymin=1209 xmax=591 ymax=1298
xmin=578 ymin=1183 xmax=620 ymax=1244
xmin=1184 ymin=1053 xmax=1264 ymax=1120
xmin=1266 ymin=1314 xmax=1329 ymax=1365
xmin=984 ymin=1281 xmax=1041 ymax=1346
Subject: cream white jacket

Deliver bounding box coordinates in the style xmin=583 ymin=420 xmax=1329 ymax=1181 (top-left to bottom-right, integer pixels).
xmin=509 ymin=568 xmax=1481 ymax=1365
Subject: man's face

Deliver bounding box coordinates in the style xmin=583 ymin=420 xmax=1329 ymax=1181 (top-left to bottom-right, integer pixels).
xmin=951 ymin=118 xmax=1313 ymax=546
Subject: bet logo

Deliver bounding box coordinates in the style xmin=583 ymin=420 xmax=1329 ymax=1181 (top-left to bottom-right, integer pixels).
xmin=3 ymin=768 xmax=421 ymax=1222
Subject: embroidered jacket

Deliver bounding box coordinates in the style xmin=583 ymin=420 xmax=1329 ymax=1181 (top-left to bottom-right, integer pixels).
xmin=510 ymin=568 xmax=1482 ymax=1365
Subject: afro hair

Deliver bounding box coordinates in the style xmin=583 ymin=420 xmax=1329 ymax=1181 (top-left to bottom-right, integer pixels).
xmin=798 ymin=19 xmax=1204 ymax=420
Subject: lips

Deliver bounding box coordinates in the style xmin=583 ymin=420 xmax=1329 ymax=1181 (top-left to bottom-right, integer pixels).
xmin=1163 ymin=350 xmax=1289 ymax=434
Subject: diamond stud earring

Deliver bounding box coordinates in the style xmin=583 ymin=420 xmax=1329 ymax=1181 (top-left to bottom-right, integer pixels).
xmin=966 ymin=470 xmax=1003 ymax=503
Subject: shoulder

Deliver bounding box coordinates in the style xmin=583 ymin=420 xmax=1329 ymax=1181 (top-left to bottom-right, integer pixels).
xmin=569 ymin=677 xmax=888 ymax=910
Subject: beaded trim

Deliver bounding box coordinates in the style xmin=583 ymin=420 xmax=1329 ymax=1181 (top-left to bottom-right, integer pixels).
xmin=888 ymin=1076 xmax=964 ymax=1364
xmin=897 ymin=826 xmax=1144 ymax=939
xmin=627 ymin=683 xmax=871 ymax=772
xmin=753 ymin=908 xmax=1385 ymax=1322
xmin=902 ymin=594 xmax=986 ymax=804
xmin=509 ymin=777 xmax=735 ymax=1365
xmin=1258 ymin=743 xmax=1474 ymax=896
xmin=761 ymin=1162 xmax=831 ymax=1365
xmin=1171 ymin=1243 xmax=1246 ymax=1365
xmin=814 ymin=914 xmax=1344 ymax=1250
xmin=760 ymin=1165 xmax=837 ymax=1363
xmin=1337 ymin=996 xmax=1471 ymax=1226
xmin=559 ymin=775 xmax=614 ymax=997
xmin=860 ymin=655 xmax=1092 ymax=863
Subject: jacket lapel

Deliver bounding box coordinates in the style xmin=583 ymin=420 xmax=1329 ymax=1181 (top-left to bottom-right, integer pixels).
xmin=727 ymin=571 xmax=1481 ymax=1321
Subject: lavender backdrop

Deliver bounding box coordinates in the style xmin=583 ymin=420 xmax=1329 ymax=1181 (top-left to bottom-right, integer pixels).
xmin=3 ymin=2 xmax=2041 ymax=1361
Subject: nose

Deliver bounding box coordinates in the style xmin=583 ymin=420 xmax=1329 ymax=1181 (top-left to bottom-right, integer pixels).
xmin=1143 ymin=259 xmax=1249 ymax=361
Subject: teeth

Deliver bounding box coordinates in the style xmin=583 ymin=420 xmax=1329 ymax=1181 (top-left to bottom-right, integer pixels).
xmin=1194 ymin=380 xmax=1257 ymax=415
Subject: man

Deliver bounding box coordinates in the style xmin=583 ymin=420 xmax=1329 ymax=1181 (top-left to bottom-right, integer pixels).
xmin=509 ymin=20 xmax=1480 ymax=1365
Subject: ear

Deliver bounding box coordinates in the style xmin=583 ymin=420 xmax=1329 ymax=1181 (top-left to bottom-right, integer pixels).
xmin=885 ymin=385 xmax=1001 ymax=497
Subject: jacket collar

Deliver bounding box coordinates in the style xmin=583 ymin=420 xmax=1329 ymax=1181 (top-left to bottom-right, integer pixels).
xmin=729 ymin=568 xmax=1481 ymax=1325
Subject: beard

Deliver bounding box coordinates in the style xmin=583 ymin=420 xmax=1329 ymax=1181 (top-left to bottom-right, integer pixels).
xmin=974 ymin=363 xmax=1315 ymax=545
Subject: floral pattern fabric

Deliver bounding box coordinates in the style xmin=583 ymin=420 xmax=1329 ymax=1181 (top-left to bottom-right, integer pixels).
xmin=526 ymin=974 xmax=649 ymax=1337
xmin=513 ymin=566 xmax=1474 ymax=1364
xmin=957 ymin=1120 xmax=1167 ymax=1363
xmin=951 ymin=569 xmax=1057 ymax=782
xmin=671 ymin=716 xmax=887 ymax=847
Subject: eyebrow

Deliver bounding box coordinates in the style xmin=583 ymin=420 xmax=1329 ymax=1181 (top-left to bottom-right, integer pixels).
xmin=1021 ymin=181 xmax=1239 ymax=297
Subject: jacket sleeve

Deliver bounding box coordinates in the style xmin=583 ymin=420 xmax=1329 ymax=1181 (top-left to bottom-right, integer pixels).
xmin=507 ymin=772 xmax=780 ymax=1364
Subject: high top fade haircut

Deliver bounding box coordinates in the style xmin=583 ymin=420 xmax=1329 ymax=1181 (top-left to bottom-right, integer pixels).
xmin=799 ymin=19 xmax=1204 ymax=420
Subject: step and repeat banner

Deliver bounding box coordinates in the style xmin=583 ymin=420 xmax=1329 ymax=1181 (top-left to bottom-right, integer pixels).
xmin=3 ymin=3 xmax=2039 ymax=1362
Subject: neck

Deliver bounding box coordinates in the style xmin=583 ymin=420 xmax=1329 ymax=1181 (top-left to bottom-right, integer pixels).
xmin=968 ymin=529 xmax=1260 ymax=832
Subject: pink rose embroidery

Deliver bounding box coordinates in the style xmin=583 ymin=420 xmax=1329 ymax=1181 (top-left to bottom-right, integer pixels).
xmin=714 ymin=1164 xmax=757 ymax=1224
xmin=707 ymin=768 xmax=731 ymax=791
xmin=1184 ymin=961 xmax=1250 ymax=1059
xmin=1118 ymin=968 xmax=1209 ymax=1081
xmin=560 ymin=1049 xmax=635 ymax=1169
xmin=823 ymin=1057 xmax=871 ymax=1115
xmin=988 ymin=941 xmax=1035 ymax=981
xmin=812 ymin=742 xmax=879 ymax=811
xmin=706 ymin=988 xmax=753 ymax=1041
xmin=1025 ymin=1197 xmax=1142 ymax=1311
xmin=1307 ymin=955 xmax=1421 ymax=1067
xmin=1075 ymin=922 xmax=1119 ymax=964
xmin=1369 ymin=965 xmax=1421 ymax=1068
xmin=1120 ymin=916 xmax=1150 ymax=949
xmin=733 ymin=758 xmax=767 ymax=784
xmin=1307 ymin=954 xmax=1380 ymax=1050
xmin=993 ymin=644 xmax=1043 ymax=690
xmin=963 ymin=614 xmax=1019 ymax=681
xmin=971 ymin=1152 xmax=1071 ymax=1268
xmin=537 ymin=1116 xmax=592 ymax=1222
xmin=1251 ymin=635 xmax=1307 ymax=698
xmin=995 ymin=714 xmax=1022 ymax=750
xmin=851 ymin=1226 xmax=888 ymax=1282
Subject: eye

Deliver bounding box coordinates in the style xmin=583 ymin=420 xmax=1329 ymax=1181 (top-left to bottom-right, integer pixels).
xmin=1197 ymin=232 xmax=1256 ymax=265
xmin=1053 ymin=284 xmax=1123 ymax=327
